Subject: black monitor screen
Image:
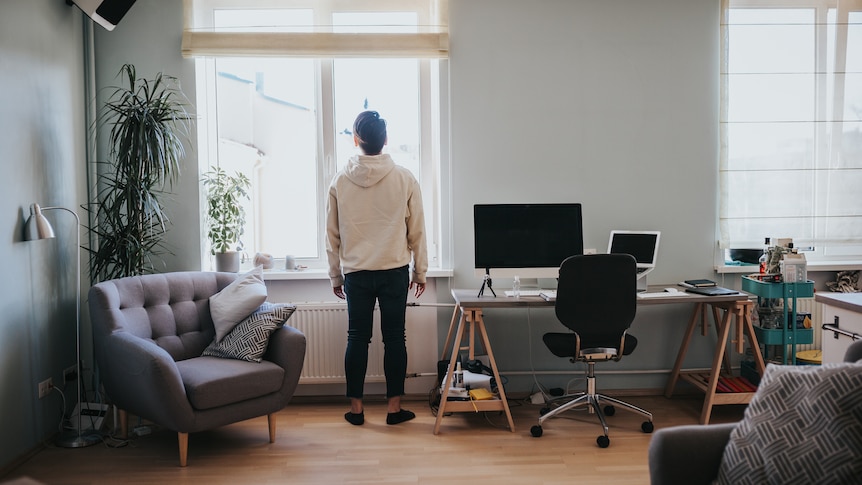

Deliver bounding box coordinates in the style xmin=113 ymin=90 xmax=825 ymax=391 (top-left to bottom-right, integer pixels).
xmin=473 ymin=203 xmax=584 ymax=271
xmin=609 ymin=233 xmax=658 ymax=264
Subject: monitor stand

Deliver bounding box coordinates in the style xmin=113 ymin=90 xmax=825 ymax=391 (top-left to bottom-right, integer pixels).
xmin=477 ymin=268 xmax=497 ymax=297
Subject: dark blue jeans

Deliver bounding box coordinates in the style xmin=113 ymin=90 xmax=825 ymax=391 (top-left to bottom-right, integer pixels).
xmin=344 ymin=265 xmax=409 ymax=399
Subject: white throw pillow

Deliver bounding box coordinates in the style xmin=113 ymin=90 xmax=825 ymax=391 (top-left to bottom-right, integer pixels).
xmin=209 ymin=266 xmax=267 ymax=342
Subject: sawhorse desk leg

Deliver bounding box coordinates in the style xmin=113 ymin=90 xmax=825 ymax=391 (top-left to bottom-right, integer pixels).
xmin=434 ymin=307 xmax=515 ymax=435
xmin=665 ymin=300 xmax=765 ymax=424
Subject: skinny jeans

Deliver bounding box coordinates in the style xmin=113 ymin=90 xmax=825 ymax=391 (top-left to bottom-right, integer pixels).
xmin=343 ymin=265 xmax=409 ymax=399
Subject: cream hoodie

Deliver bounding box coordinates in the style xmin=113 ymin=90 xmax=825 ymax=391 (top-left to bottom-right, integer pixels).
xmin=325 ymin=153 xmax=428 ymax=287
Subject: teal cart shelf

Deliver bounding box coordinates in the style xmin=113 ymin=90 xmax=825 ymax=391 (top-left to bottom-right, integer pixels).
xmin=742 ymin=277 xmax=814 ymax=365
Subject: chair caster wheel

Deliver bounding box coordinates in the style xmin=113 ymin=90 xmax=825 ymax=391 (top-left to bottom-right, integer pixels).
xmin=597 ymin=435 xmax=610 ymax=448
xmin=603 ymin=405 xmax=615 ymax=416
xmin=642 ymin=421 xmax=654 ymax=433
xmin=530 ymin=425 xmax=543 ymax=437
xmin=539 ymin=407 xmax=550 ymax=416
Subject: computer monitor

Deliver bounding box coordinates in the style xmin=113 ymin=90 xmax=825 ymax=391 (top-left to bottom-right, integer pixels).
xmin=473 ymin=203 xmax=584 ymax=280
xmin=607 ymin=230 xmax=661 ymax=280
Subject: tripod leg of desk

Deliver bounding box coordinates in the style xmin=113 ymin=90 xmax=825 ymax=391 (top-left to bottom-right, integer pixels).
xmin=474 ymin=314 xmax=515 ymax=432
xmin=439 ymin=305 xmax=461 ymax=361
xmin=434 ymin=310 xmax=467 ymax=435
xmin=433 ymin=308 xmax=515 ymax=434
xmin=665 ymin=303 xmax=703 ymax=398
xmin=700 ymin=307 xmax=734 ymax=425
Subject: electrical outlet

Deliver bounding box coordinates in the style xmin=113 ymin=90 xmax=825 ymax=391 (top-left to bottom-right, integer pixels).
xmin=38 ymin=378 xmax=53 ymax=399
xmin=64 ymin=365 xmax=77 ymax=382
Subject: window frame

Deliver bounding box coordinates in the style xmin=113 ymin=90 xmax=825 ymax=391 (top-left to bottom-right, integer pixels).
xmin=187 ymin=0 xmax=449 ymax=272
xmin=719 ymin=0 xmax=862 ymax=269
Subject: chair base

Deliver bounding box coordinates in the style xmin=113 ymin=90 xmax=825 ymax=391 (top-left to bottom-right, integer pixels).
xmin=531 ymin=362 xmax=653 ymax=447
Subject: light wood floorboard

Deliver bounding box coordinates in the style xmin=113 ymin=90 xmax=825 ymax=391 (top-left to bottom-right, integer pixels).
xmin=2 ymin=394 xmax=744 ymax=485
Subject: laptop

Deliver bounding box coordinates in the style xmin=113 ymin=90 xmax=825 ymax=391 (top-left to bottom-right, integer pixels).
xmin=608 ymin=230 xmax=661 ymax=281
xmin=685 ymin=286 xmax=740 ymax=296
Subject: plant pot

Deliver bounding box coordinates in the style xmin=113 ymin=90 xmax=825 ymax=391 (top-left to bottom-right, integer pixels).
xmin=215 ymin=251 xmax=240 ymax=273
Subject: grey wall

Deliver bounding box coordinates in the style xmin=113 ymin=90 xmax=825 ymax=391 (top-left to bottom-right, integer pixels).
xmin=447 ymin=0 xmax=723 ymax=391
xmin=1 ymin=0 xmax=726 ymax=469
xmin=1 ymin=0 xmax=88 ymax=470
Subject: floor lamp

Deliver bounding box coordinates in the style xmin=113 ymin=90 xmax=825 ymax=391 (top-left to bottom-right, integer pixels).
xmin=24 ymin=203 xmax=101 ymax=448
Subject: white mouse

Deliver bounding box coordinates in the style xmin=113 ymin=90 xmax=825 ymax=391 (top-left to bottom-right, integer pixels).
xmin=663 ymin=287 xmax=679 ymax=293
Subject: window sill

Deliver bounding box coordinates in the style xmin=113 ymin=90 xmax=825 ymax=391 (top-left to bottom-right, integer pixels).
xmin=715 ymin=261 xmax=862 ymax=274
xmin=261 ymin=267 xmax=454 ymax=281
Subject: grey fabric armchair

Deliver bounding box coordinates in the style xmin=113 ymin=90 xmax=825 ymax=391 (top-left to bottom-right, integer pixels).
xmin=89 ymin=271 xmax=306 ymax=466
xmin=648 ymin=340 xmax=862 ymax=485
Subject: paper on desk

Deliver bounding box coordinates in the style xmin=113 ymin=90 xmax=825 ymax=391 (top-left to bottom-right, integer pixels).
xmin=638 ymin=291 xmax=692 ymax=299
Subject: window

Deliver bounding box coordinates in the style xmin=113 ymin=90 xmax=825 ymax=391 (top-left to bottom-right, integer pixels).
xmin=183 ymin=0 xmax=448 ymax=269
xmin=720 ymin=0 xmax=862 ymax=262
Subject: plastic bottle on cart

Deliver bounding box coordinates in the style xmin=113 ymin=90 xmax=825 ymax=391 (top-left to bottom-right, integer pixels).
xmin=512 ymin=275 xmax=521 ymax=298
xmin=759 ymin=237 xmax=771 ymax=274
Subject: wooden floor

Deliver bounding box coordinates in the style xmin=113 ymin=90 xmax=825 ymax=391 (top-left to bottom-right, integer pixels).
xmin=3 ymin=394 xmax=744 ymax=485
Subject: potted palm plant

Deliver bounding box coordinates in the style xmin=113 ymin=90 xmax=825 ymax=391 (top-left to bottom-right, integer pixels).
xmin=86 ymin=64 xmax=192 ymax=282
xmin=202 ymin=167 xmax=251 ymax=272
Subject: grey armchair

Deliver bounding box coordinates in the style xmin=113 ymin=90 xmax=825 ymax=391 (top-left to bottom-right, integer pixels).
xmin=89 ymin=271 xmax=306 ymax=466
xmin=649 ymin=340 xmax=862 ymax=485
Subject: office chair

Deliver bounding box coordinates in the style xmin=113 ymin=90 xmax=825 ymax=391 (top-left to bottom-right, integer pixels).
xmin=530 ymin=253 xmax=654 ymax=448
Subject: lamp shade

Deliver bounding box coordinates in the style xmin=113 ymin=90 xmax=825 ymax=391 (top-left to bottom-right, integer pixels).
xmin=24 ymin=203 xmax=56 ymax=241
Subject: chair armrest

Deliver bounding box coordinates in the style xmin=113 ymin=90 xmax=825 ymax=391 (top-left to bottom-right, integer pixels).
xmin=98 ymin=332 xmax=195 ymax=430
xmin=648 ymin=423 xmax=736 ymax=485
xmin=263 ymin=325 xmax=307 ymax=397
xmin=844 ymin=340 xmax=862 ymax=363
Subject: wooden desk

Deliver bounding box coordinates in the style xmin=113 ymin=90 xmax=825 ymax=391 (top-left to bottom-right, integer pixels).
xmin=434 ymin=287 xmax=764 ymax=433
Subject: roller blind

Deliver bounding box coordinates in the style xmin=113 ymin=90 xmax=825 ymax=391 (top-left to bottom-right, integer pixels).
xmin=182 ymin=0 xmax=449 ymax=58
xmin=719 ymin=0 xmax=862 ymax=251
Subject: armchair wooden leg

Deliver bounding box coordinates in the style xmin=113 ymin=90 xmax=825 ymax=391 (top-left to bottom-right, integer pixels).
xmin=178 ymin=432 xmax=188 ymax=467
xmin=267 ymin=413 xmax=276 ymax=443
xmin=119 ymin=409 xmax=128 ymax=439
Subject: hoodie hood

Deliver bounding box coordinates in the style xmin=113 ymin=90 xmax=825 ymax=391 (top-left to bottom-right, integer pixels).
xmin=344 ymin=153 xmax=395 ymax=188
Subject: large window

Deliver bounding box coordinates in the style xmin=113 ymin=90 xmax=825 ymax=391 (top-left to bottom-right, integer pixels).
xmin=184 ymin=0 xmax=448 ymax=269
xmin=720 ymin=0 xmax=862 ymax=262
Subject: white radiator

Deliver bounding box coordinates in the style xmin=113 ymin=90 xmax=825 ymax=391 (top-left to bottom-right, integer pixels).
xmin=289 ymin=302 xmax=438 ymax=385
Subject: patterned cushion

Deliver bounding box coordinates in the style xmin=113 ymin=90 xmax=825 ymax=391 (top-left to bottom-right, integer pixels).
xmin=715 ymin=363 xmax=862 ymax=485
xmin=202 ymin=302 xmax=296 ymax=362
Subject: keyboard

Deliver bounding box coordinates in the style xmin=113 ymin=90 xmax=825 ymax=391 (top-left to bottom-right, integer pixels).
xmin=504 ymin=290 xmax=544 ymax=297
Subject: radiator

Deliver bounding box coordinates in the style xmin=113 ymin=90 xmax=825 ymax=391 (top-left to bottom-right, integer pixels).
xmin=289 ymin=302 xmax=438 ymax=384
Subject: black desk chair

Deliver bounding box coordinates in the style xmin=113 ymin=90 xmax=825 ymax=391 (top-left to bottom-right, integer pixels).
xmin=530 ymin=253 xmax=654 ymax=448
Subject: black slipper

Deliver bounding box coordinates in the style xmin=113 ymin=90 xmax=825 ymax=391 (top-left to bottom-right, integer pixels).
xmin=386 ymin=409 xmax=416 ymax=425
xmin=344 ymin=411 xmax=364 ymax=426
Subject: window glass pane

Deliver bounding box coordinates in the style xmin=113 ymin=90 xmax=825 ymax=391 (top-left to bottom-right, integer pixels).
xmin=727 ymin=74 xmax=814 ymax=122
xmin=333 ymin=58 xmax=421 ymax=178
xmin=215 ymin=57 xmax=320 ymax=258
xmin=726 ymin=8 xmax=814 ymax=83
xmin=726 ymin=122 xmax=815 ymax=171
xmin=332 ymin=12 xmax=418 ymax=34
xmin=214 ymin=9 xmax=313 ymax=32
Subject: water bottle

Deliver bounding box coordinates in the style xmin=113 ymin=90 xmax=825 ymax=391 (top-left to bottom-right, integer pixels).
xmin=512 ymin=275 xmax=521 ymax=298
xmin=758 ymin=238 xmax=770 ymax=274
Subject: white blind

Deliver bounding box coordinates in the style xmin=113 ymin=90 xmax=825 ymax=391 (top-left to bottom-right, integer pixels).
xmin=719 ymin=0 xmax=862 ymax=250
xmin=182 ymin=0 xmax=449 ymax=58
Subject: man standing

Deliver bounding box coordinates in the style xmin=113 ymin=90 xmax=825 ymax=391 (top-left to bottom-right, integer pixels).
xmin=326 ymin=110 xmax=428 ymax=426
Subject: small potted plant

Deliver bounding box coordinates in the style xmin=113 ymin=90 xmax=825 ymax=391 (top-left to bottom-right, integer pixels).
xmin=202 ymin=167 xmax=251 ymax=272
